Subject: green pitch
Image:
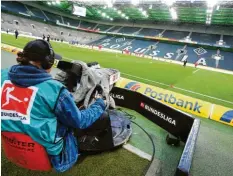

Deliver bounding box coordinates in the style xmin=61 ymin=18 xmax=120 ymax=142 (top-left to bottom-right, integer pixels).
xmin=1 ymin=34 xmax=233 ymax=108
xmin=1 ymin=34 xmax=233 ymax=176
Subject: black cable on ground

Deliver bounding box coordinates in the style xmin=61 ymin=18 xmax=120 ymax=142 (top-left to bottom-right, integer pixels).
xmin=117 ymin=108 xmax=156 ymax=176
xmin=131 ymin=121 xmax=156 ymax=176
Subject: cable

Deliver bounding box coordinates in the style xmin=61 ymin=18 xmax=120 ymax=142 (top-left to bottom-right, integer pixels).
xmin=117 ymin=108 xmax=156 ymax=176
xmin=116 ymin=108 xmax=136 ymax=120
xmin=131 ymin=121 xmax=156 ymax=176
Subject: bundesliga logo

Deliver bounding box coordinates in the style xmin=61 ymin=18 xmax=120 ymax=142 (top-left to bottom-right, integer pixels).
xmin=140 ymin=102 xmax=176 ymax=126
xmin=1 ymin=81 xmax=38 ymax=124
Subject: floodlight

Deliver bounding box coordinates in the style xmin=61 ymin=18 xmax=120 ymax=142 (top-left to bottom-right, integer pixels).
xmin=207 ymin=0 xmax=218 ymax=7
xmin=102 ymin=12 xmax=106 ymax=17
xmin=122 ymin=14 xmax=126 ymax=17
xmin=126 ymin=16 xmax=129 ymax=20
xmin=142 ymin=11 xmax=147 ymax=16
xmin=56 ymin=0 xmax=60 ymax=4
xmin=52 ymin=1 xmax=56 ymax=5
xmin=206 ymin=9 xmax=213 ymax=13
xmin=170 ymin=8 xmax=177 ymax=20
xmin=47 ymin=2 xmax=51 ymax=5
xmin=108 ymin=2 xmax=113 ymax=8
xmin=110 ymin=18 xmax=113 ymax=21
xmin=117 ymin=10 xmax=122 ymax=14
xmin=131 ymin=0 xmax=139 ymax=6
xmin=139 ymin=8 xmax=143 ymax=11
xmin=149 ymin=5 xmax=152 ymax=9
xmin=164 ymin=0 xmax=175 ymax=6
xmin=216 ymin=5 xmax=220 ymax=10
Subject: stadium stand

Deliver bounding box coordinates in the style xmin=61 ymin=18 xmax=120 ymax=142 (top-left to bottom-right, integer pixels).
xmin=222 ymin=35 xmax=233 ymax=46
xmin=190 ymin=32 xmax=221 ymax=45
xmin=163 ymin=30 xmax=190 ymax=40
xmin=139 ymin=28 xmax=163 ymax=36
xmin=1 ymin=1 xmax=28 ymax=15
xmin=1 ymin=1 xmax=233 ymax=71
xmin=2 ymin=1 xmax=232 ymax=47
xmin=107 ymin=26 xmax=122 ymax=32
xmin=2 ymin=12 xmax=105 ymax=44
xmin=91 ymin=36 xmax=233 ymax=71
xmin=62 ymin=16 xmax=80 ymax=27
xmin=25 ymin=5 xmax=46 ymax=20
xmin=43 ymin=11 xmax=62 ymax=23
xmin=79 ymin=21 xmax=96 ymax=29
xmin=95 ymin=24 xmax=112 ymax=31
xmin=118 ymin=27 xmax=142 ymax=34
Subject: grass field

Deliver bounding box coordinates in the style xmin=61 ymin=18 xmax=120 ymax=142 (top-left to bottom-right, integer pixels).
xmin=1 ymin=34 xmax=233 ymax=109
xmin=1 ymin=33 xmax=233 ymax=176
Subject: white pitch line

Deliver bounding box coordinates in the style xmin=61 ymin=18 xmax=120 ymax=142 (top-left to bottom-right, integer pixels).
xmin=193 ymin=69 xmax=200 ymax=74
xmin=122 ymin=72 xmax=169 ymax=87
xmin=61 ymin=57 xmax=233 ymax=105
xmin=121 ymin=72 xmax=233 ymax=105
xmin=123 ymin=144 xmax=152 ymax=161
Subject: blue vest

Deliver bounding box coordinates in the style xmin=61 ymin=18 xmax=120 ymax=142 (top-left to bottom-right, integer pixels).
xmin=1 ymin=69 xmax=64 ymax=155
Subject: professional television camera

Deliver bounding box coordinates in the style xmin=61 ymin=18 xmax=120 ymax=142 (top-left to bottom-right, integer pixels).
xmin=55 ymin=60 xmax=132 ymax=152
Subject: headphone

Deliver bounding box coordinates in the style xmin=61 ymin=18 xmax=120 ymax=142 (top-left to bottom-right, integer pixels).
xmin=38 ymin=39 xmax=55 ymax=70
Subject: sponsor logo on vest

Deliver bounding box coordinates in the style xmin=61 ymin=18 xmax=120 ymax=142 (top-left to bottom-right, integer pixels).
xmin=140 ymin=102 xmax=176 ymax=126
xmin=110 ymin=93 xmax=124 ymax=100
xmin=2 ymin=135 xmax=35 ymax=152
xmin=1 ymin=80 xmax=38 ymax=124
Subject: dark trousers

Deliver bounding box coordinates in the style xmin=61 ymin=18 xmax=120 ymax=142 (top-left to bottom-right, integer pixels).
xmin=73 ymin=111 xmax=114 ymax=152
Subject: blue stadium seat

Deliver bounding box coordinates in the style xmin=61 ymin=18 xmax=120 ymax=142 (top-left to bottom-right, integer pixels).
xmin=118 ymin=27 xmax=141 ymax=34
xmin=163 ymin=30 xmax=189 ymax=40
xmin=95 ymin=24 xmax=112 ymax=31
xmin=1 ymin=1 xmax=28 ymax=14
xmin=191 ymin=32 xmax=221 ymax=45
xmin=107 ymin=26 xmax=122 ymax=32
xmin=43 ymin=11 xmax=62 ymax=23
xmin=79 ymin=21 xmax=96 ymax=29
xmin=26 ymin=5 xmax=46 ymax=20
xmin=139 ymin=28 xmax=163 ymax=37
xmin=223 ymin=35 xmax=233 ymax=47
xmin=128 ymin=39 xmax=155 ymax=53
xmin=63 ymin=17 xmax=80 ymax=26
xmin=218 ymin=51 xmax=233 ymax=71
xmin=92 ymin=36 xmax=233 ymax=71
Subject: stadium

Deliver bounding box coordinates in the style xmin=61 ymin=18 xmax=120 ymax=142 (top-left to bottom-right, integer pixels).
xmin=1 ymin=0 xmax=233 ymax=176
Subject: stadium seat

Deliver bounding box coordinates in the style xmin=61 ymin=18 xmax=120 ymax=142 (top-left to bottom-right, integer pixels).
xmin=95 ymin=24 xmax=112 ymax=32
xmin=25 ymin=5 xmax=46 ymax=20
xmin=139 ymin=28 xmax=163 ymax=36
xmin=190 ymin=32 xmax=221 ymax=44
xmin=163 ymin=30 xmax=190 ymax=40
xmin=107 ymin=26 xmax=122 ymax=32
xmin=43 ymin=11 xmax=62 ymax=23
xmin=1 ymin=1 xmax=28 ymax=14
xmin=118 ymin=27 xmax=141 ymax=34
xmin=1 ymin=132 xmax=52 ymax=171
xmin=80 ymin=21 xmax=96 ymax=29
xmin=63 ymin=17 xmax=80 ymax=26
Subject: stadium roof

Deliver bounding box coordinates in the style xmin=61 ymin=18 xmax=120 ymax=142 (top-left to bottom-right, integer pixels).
xmin=40 ymin=0 xmax=233 ymax=25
